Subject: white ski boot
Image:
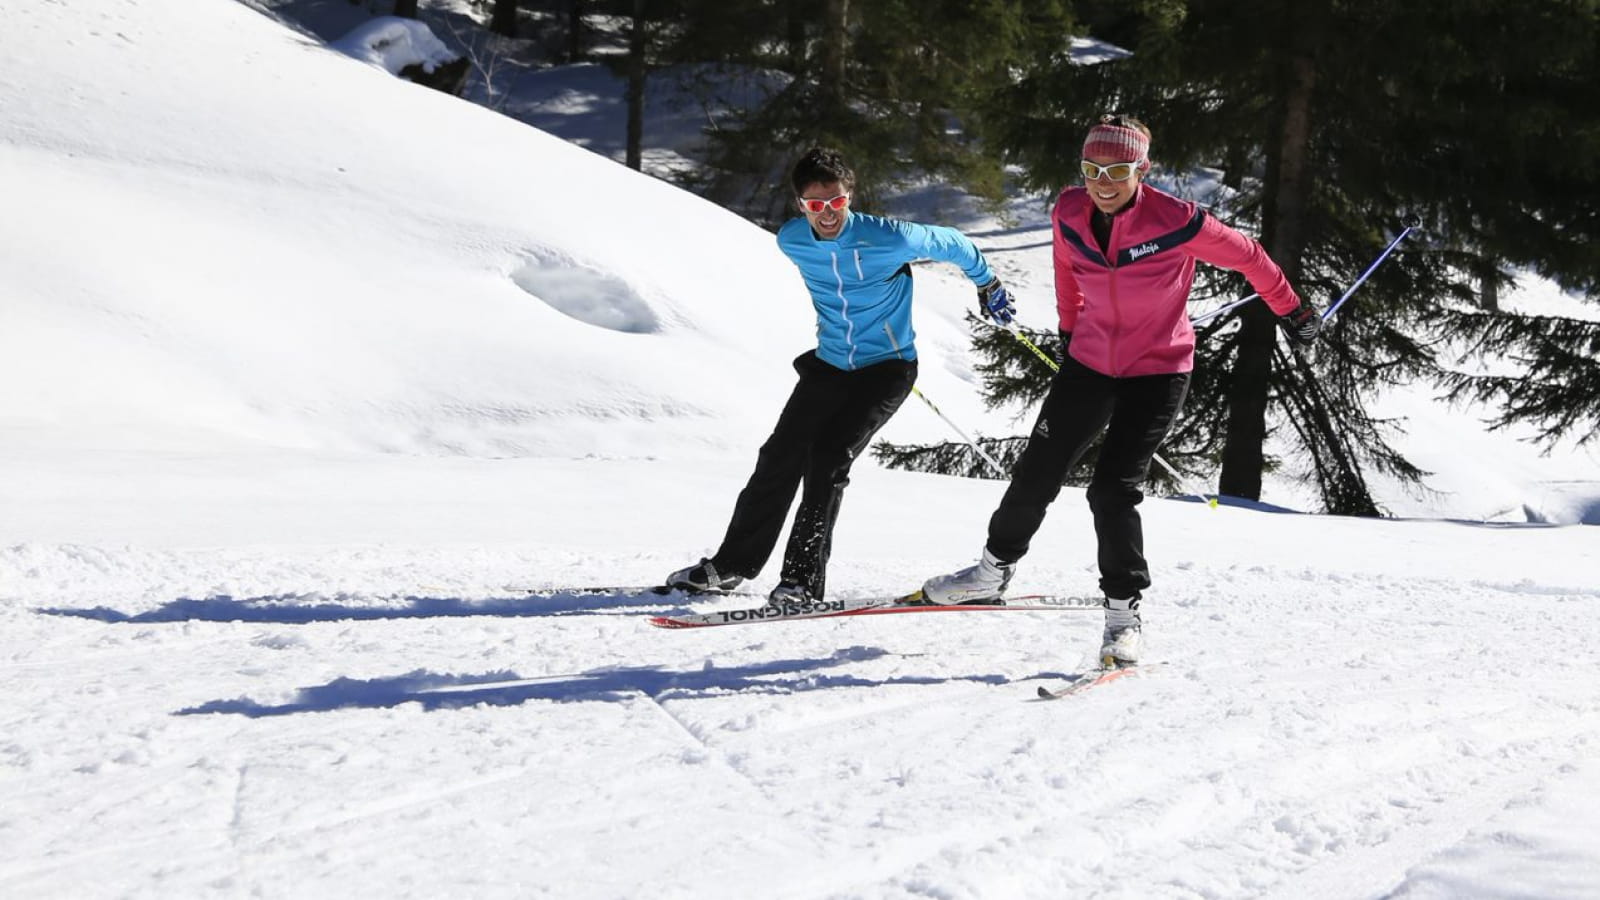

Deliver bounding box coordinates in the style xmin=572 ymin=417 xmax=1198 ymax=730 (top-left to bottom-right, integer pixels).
xmin=1100 ymin=595 xmax=1142 ymax=667
xmin=921 ymin=548 xmax=1015 ymax=605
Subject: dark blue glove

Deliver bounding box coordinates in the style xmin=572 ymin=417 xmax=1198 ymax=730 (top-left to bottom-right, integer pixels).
xmin=1279 ymin=300 xmax=1323 ymax=345
xmin=978 ymin=279 xmax=1015 ymax=326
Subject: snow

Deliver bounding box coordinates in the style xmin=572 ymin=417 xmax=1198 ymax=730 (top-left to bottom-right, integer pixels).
xmin=2 ymin=0 xmax=1598 ymax=897
xmin=1068 ymin=35 xmax=1135 ymax=66
xmin=330 ymin=16 xmax=457 ymax=75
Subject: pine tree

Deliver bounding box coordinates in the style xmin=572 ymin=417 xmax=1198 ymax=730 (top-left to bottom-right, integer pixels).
xmin=1437 ymin=310 xmax=1600 ymax=448
xmin=961 ymin=0 xmax=1598 ymax=514
xmin=680 ymin=1 xmax=1078 ymax=225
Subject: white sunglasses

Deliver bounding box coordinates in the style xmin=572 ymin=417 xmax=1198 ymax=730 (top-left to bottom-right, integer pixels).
xmin=1080 ymin=160 xmax=1143 ymax=182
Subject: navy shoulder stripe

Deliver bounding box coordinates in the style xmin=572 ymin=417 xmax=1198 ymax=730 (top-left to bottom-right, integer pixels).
xmin=1058 ymin=221 xmax=1108 ymax=268
xmin=1115 ymin=209 xmax=1207 ymax=267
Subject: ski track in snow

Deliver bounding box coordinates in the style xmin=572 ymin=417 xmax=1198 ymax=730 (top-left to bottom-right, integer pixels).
xmin=5 ymin=0 xmax=1599 ymax=895
xmin=4 ymin=553 xmax=1596 ymax=898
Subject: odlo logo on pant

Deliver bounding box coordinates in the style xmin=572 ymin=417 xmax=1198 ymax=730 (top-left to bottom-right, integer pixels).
xmin=1034 ymin=418 xmax=1050 ymax=438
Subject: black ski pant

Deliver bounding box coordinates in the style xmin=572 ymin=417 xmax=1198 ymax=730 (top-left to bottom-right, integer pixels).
xmin=986 ymin=353 xmax=1190 ymax=600
xmin=711 ymin=351 xmax=916 ymax=600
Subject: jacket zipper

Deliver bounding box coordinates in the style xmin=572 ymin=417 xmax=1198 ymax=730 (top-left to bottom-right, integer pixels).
xmin=1106 ymin=212 xmax=1122 ymax=376
xmin=831 ymin=251 xmax=855 ymax=369
xmin=883 ymin=322 xmax=906 ymax=360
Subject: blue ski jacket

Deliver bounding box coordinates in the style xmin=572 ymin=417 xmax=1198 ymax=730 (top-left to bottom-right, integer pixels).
xmin=776 ymin=212 xmax=994 ymax=370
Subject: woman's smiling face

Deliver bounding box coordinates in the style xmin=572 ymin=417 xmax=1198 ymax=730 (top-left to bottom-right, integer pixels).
xmin=1083 ymin=156 xmax=1142 ymax=215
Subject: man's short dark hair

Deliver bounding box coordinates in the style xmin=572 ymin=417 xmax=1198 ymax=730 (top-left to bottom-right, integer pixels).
xmin=791 ymin=146 xmax=855 ymax=195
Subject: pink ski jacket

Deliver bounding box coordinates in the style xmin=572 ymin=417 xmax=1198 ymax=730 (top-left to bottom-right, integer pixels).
xmin=1053 ymin=182 xmax=1301 ymax=377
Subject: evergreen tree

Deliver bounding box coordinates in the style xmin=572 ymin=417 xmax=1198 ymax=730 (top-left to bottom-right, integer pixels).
xmin=680 ymin=1 xmax=1078 ymax=225
xmin=1437 ymin=310 xmax=1600 ymax=449
xmin=958 ymin=0 xmax=1598 ymax=514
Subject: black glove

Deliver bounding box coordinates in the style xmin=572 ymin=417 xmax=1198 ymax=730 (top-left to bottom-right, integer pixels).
xmin=977 ymin=279 xmax=1016 ymax=326
xmin=1279 ymin=301 xmax=1323 ymax=345
xmin=1057 ymin=330 xmax=1073 ymax=364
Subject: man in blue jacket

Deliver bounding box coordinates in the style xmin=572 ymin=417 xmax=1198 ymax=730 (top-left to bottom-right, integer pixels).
xmin=666 ymin=146 xmax=1013 ymax=604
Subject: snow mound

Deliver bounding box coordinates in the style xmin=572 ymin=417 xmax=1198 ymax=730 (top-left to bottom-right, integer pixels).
xmin=511 ymin=251 xmax=661 ymax=334
xmin=329 ymin=16 xmax=457 ymax=75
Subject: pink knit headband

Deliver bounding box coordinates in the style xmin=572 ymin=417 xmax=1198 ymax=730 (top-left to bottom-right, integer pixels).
xmin=1083 ymin=122 xmax=1150 ymax=169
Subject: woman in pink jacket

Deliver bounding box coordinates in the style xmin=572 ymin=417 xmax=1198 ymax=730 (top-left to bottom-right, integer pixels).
xmin=922 ymin=114 xmax=1322 ymax=666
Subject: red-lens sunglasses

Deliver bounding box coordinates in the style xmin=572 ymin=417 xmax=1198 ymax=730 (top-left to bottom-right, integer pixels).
xmin=798 ymin=194 xmax=850 ymax=214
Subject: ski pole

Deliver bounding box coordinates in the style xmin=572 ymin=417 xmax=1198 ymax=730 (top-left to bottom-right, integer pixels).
xmin=989 ymin=322 xmax=1218 ymax=507
xmin=1186 ymin=217 xmax=1419 ymax=326
xmin=1323 ymin=218 xmax=1420 ymax=321
xmin=884 ymin=326 xmax=1008 ymax=478
xmin=908 ymin=385 xmax=1008 ymax=479
xmin=1189 ymin=292 xmax=1259 ymax=327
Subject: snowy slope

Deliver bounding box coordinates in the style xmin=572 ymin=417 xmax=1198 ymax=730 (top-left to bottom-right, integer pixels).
xmin=1 ymin=2 xmax=1598 ymax=899
xmin=0 ymin=0 xmax=1000 ymax=462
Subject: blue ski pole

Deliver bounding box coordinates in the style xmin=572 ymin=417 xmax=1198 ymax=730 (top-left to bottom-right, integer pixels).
xmin=1323 ymin=218 xmax=1421 ymax=321
xmin=1187 ymin=216 xmax=1420 ymax=326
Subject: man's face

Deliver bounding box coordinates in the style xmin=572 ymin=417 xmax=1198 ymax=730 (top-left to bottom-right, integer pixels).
xmin=798 ymin=180 xmax=851 ymax=239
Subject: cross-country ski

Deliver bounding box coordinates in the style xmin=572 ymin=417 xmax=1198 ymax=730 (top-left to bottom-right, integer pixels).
xmin=1035 ymin=663 xmax=1159 ymax=700
xmin=648 ymin=592 xmax=1102 ymax=629
xmin=8 ymin=1 xmax=1599 ymax=898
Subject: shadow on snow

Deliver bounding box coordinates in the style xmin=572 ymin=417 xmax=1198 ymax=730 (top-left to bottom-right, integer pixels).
xmin=35 ymin=590 xmax=690 ymax=624
xmin=173 ymin=646 xmax=1066 ymax=718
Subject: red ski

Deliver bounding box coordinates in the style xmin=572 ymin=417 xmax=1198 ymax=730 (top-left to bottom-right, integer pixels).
xmin=1034 ymin=663 xmax=1161 ymax=700
xmin=648 ymin=591 xmax=1100 ymax=629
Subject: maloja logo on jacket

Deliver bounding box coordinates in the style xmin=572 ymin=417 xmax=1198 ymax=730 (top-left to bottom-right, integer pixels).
xmin=1127 ymin=241 xmax=1162 ymax=260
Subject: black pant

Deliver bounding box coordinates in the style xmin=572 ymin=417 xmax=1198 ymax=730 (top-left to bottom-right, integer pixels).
xmin=986 ymin=354 xmax=1189 ymax=600
xmin=712 ymin=351 xmax=917 ymax=600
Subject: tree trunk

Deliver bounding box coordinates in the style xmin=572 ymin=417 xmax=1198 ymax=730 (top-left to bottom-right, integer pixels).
xmin=490 ymin=0 xmax=519 ymax=37
xmin=1221 ymin=140 xmax=1249 ymax=191
xmin=819 ymin=0 xmax=848 ymax=121
xmin=625 ymin=0 xmax=646 ymax=171
xmin=1478 ymin=254 xmax=1501 ymax=311
xmin=393 ymin=0 xmax=418 ymax=20
xmin=1218 ymin=47 xmax=1315 ymax=501
xmin=1218 ymin=308 xmax=1278 ymax=501
xmin=565 ymin=0 xmax=587 ymax=63
xmin=786 ymin=0 xmax=808 ymax=73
